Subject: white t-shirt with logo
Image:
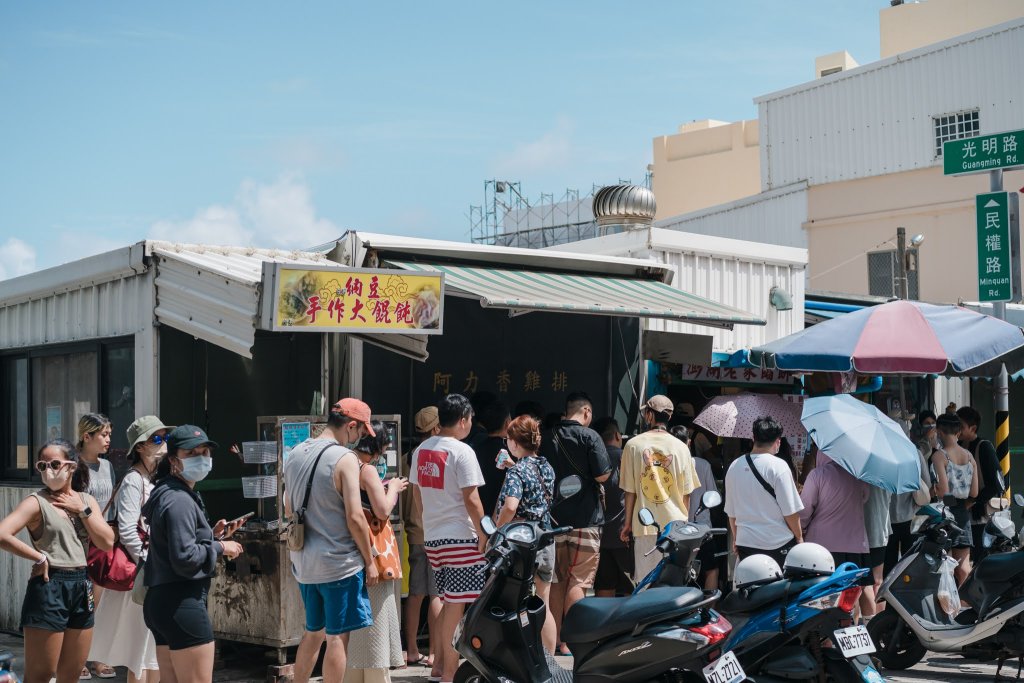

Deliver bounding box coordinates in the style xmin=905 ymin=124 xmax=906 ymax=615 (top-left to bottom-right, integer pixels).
xmin=410 ymin=436 xmax=486 ymax=542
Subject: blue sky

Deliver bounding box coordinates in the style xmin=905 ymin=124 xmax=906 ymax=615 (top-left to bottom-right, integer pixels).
xmin=0 ymin=2 xmax=880 ymax=277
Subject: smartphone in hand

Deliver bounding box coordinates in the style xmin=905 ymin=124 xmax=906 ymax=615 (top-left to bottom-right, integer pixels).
xmin=218 ymin=511 xmax=254 ymax=539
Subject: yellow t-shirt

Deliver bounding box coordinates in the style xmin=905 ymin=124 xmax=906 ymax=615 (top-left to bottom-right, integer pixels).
xmin=620 ymin=430 xmax=700 ymax=536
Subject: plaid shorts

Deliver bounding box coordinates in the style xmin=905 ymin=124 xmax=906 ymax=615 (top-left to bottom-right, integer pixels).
xmin=553 ymin=527 xmax=601 ymax=588
xmin=425 ymin=538 xmax=487 ymax=604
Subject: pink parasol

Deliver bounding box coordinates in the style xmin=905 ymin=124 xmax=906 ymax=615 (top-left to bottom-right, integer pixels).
xmin=693 ymin=393 xmax=805 ymax=440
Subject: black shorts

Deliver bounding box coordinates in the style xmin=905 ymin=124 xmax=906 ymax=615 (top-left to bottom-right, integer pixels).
xmin=20 ymin=568 xmax=94 ymax=632
xmin=593 ymin=545 xmax=634 ymax=594
xmin=831 ymin=552 xmax=869 ymax=569
xmin=736 ymin=538 xmax=798 ymax=566
xmin=868 ymin=546 xmax=886 ymax=569
xmin=143 ymin=579 xmax=214 ymax=651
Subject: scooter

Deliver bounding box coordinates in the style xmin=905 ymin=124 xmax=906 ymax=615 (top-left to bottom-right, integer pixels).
xmin=635 ymin=495 xmax=884 ymax=682
xmin=454 ymin=476 xmax=737 ymax=683
xmin=869 ymin=495 xmax=1024 ymax=674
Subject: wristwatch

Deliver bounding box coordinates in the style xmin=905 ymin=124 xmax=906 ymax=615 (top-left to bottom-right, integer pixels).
xmin=79 ymin=506 xmax=93 ymax=519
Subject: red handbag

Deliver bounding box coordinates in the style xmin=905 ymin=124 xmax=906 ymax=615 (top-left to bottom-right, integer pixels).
xmin=86 ymin=481 xmax=149 ymax=591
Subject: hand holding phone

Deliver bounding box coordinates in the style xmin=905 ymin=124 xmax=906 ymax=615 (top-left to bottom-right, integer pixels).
xmin=216 ymin=511 xmax=254 ymax=540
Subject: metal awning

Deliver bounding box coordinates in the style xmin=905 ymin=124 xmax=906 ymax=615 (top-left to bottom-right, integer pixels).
xmin=386 ymin=260 xmax=765 ymax=330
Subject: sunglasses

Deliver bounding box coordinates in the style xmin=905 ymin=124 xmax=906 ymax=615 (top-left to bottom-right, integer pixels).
xmin=35 ymin=460 xmax=72 ymax=473
xmin=148 ymin=434 xmax=167 ymax=445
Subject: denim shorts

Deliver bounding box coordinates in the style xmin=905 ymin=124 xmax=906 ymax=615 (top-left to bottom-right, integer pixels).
xmin=299 ymin=571 xmax=372 ymax=635
xmin=20 ymin=568 xmax=94 ymax=632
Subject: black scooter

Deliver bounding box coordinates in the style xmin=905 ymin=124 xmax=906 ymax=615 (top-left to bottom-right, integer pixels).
xmin=454 ymin=476 xmax=736 ymax=683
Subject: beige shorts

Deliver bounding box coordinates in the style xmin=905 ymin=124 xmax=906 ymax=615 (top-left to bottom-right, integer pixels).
xmin=552 ymin=527 xmax=601 ymax=589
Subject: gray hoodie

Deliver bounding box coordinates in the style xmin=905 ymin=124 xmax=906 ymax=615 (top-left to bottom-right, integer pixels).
xmin=142 ymin=476 xmax=223 ymax=586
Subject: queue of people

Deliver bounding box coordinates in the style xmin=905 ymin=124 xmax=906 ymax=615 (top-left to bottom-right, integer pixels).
xmin=0 ymin=392 xmax=1002 ymax=683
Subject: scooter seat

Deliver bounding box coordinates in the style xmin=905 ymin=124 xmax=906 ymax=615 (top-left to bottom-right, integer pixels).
xmin=718 ymin=576 xmax=831 ymax=615
xmin=975 ymin=552 xmax=1024 ymax=584
xmin=563 ymin=587 xmax=707 ymax=643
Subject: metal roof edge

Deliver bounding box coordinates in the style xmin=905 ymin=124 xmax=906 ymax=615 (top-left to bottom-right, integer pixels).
xmin=645 ymin=228 xmax=808 ymax=267
xmin=0 ymin=242 xmax=147 ymax=308
xmin=754 ymin=16 xmax=1024 ymax=105
xmin=341 ymin=230 xmax=674 ymax=283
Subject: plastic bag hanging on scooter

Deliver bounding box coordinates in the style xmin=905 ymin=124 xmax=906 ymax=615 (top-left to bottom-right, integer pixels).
xmin=936 ymin=556 xmax=962 ymax=616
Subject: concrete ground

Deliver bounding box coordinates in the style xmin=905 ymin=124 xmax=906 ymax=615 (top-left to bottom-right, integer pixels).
xmin=3 ymin=631 xmax=1019 ymax=682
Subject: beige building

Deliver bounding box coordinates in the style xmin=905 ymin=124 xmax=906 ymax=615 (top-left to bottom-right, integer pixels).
xmin=652 ymin=0 xmax=1024 ymax=304
xmin=651 ymin=119 xmax=760 ymax=220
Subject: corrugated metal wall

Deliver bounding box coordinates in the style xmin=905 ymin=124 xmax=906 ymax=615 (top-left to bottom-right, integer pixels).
xmin=757 ymin=19 xmax=1024 ymax=190
xmin=656 ymin=183 xmax=808 ymax=248
xmin=646 ymin=251 xmax=805 ymax=353
xmin=0 ymin=486 xmax=34 ymax=632
xmin=0 ymin=275 xmax=147 ymax=348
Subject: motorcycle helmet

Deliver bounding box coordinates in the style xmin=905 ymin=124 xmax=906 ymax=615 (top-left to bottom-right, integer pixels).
xmin=782 ymin=542 xmax=835 ymax=578
xmin=734 ymin=554 xmax=783 ymax=589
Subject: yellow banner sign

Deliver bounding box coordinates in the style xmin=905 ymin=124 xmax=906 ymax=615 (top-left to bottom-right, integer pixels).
xmin=264 ymin=265 xmax=444 ymax=333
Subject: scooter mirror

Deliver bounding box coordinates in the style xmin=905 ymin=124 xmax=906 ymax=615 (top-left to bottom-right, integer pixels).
xmin=701 ymin=490 xmax=723 ymax=509
xmin=559 ymin=475 xmax=583 ymax=499
xmin=1015 ymin=493 xmax=1024 ymax=508
xmin=638 ymin=508 xmax=656 ymax=527
xmin=480 ymin=517 xmax=497 ymax=536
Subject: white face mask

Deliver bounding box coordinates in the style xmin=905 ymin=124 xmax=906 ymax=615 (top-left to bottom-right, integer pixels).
xmin=179 ymin=455 xmax=213 ymax=482
xmin=42 ymin=467 xmax=71 ymax=491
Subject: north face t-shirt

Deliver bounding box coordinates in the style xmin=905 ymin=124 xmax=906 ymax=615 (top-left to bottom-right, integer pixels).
xmin=620 ymin=430 xmax=700 ymax=537
xmin=411 ymin=436 xmax=486 ymax=542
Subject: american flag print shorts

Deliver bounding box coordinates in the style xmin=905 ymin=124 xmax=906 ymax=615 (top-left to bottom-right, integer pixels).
xmin=424 ymin=538 xmax=487 ymax=604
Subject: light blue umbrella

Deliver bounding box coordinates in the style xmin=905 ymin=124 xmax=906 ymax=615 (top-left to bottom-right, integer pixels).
xmin=801 ymin=394 xmax=922 ymax=493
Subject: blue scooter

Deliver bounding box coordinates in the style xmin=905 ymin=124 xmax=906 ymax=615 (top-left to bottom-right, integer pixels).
xmin=635 ymin=497 xmax=885 ymax=683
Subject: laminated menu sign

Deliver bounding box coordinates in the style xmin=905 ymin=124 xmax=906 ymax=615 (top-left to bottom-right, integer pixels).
xmin=263 ymin=263 xmax=444 ymax=334
xmin=282 ymin=422 xmax=310 ymax=462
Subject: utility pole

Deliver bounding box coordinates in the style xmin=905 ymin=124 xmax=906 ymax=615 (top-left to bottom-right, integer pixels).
xmin=895 ymin=227 xmax=910 ymax=431
xmin=992 ymin=169 xmax=1011 ymax=483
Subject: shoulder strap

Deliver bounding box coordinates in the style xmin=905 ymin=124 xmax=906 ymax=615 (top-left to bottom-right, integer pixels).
xmin=526 ymin=457 xmax=553 ymax=509
xmin=299 ymin=443 xmax=340 ymax=514
xmin=553 ymin=432 xmax=588 ymax=480
xmin=745 ymin=454 xmax=777 ymax=500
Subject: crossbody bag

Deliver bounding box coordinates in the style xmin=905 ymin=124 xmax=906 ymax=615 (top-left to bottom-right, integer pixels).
xmin=553 ymin=432 xmax=606 ymax=512
xmin=286 ymin=443 xmax=337 ymax=551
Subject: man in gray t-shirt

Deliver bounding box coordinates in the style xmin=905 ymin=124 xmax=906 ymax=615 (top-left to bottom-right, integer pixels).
xmin=284 ymin=398 xmax=378 ymax=683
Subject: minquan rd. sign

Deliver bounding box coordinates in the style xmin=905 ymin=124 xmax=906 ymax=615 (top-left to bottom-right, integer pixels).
xmin=976 ymin=191 xmax=1018 ymax=303
xmin=944 ymin=129 xmax=1024 ymax=176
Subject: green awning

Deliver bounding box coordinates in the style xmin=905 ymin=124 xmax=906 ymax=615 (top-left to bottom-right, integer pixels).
xmin=387 ymin=260 xmax=765 ymax=330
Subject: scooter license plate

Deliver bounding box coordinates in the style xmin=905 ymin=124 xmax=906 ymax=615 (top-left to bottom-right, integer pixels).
xmin=702 ymin=651 xmax=745 ymax=683
xmin=833 ymin=625 xmax=876 ymax=657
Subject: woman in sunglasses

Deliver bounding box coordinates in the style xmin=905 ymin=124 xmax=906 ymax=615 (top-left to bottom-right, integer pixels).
xmin=0 ymin=439 xmax=115 ymax=683
xmin=88 ymin=416 xmax=170 ymax=683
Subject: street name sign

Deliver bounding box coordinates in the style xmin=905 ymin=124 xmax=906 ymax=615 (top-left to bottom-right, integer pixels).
xmin=976 ymin=191 xmax=1021 ymax=302
xmin=945 ymin=129 xmax=1024 ymax=176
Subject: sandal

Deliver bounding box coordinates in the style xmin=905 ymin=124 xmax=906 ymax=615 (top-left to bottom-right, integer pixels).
xmin=80 ymin=667 xmax=92 ymax=680
xmin=406 ymin=654 xmax=429 ymax=667
xmin=91 ymin=664 xmax=117 ymax=679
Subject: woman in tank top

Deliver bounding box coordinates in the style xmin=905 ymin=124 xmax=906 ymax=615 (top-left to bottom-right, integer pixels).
xmin=0 ymin=439 xmax=114 ymax=683
xmin=931 ymin=413 xmax=979 ymax=584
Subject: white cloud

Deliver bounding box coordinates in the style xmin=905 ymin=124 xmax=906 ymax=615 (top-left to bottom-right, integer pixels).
xmin=149 ymin=174 xmax=338 ymax=250
xmin=0 ymin=238 xmax=38 ymax=280
xmin=493 ymin=117 xmax=573 ymax=176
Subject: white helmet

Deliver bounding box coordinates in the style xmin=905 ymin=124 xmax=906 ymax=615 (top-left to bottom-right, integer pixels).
xmin=734 ymin=554 xmax=783 ymax=589
xmin=783 ymin=542 xmax=835 ymax=578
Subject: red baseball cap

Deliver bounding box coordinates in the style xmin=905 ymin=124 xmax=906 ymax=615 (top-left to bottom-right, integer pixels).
xmin=332 ymin=398 xmax=375 ymax=436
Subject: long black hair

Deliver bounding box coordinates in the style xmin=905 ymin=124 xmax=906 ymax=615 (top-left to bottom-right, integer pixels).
xmin=355 ymin=420 xmax=390 ymax=458
xmin=40 ymin=439 xmax=90 ymax=493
